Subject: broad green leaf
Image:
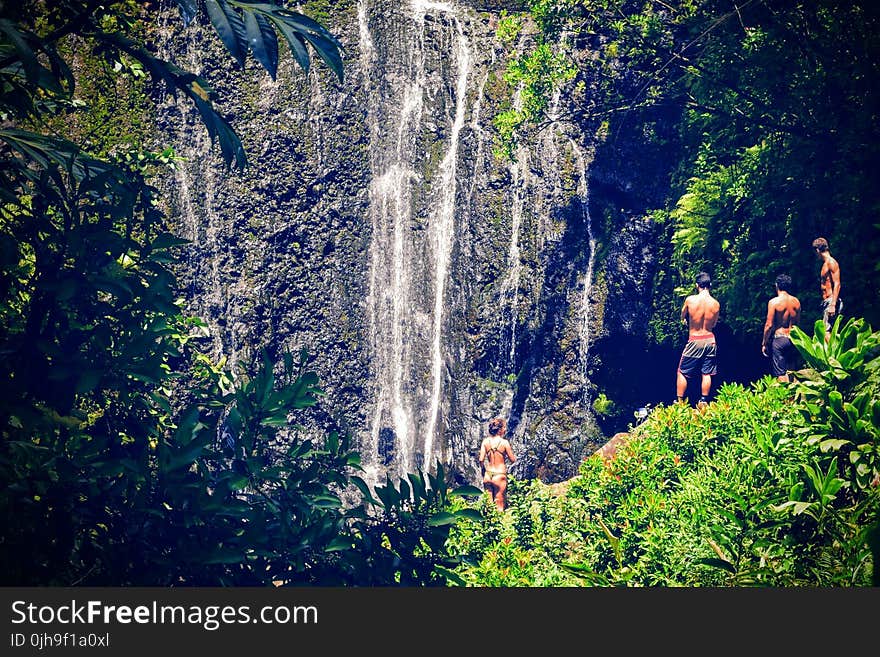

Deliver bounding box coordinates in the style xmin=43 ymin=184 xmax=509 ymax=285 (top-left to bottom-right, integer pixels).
xmin=694 ymin=557 xmax=736 ymax=574
xmin=0 ymin=19 xmax=39 ymax=82
xmin=299 ymin=31 xmax=344 ymax=82
xmin=205 ymin=0 xmax=247 ymax=66
xmin=771 ymin=500 xmax=813 ymax=515
xmin=311 ymin=495 xmax=342 ymax=509
xmin=433 ymin=565 xmax=466 ymax=586
xmin=398 ymin=477 xmax=411 ymax=504
xmin=274 ymin=22 xmax=311 ymax=73
xmin=818 ymin=438 xmax=850 ymax=452
xmin=225 ymin=473 xmax=249 ymax=490
xmin=426 ymin=511 xmax=456 ymax=527
xmin=164 ymin=438 xmax=208 ymax=471
xmin=243 ymin=10 xmax=279 ymax=78
xmin=407 ymin=471 xmax=426 ymax=502
xmin=325 ymin=536 xmax=352 ymax=552
xmin=192 ymin=96 xmax=247 ymax=169
xmin=349 ymin=475 xmax=378 ymax=505
xmin=453 ymin=508 xmax=484 ymax=522
xmin=450 ymin=485 xmax=484 ymax=497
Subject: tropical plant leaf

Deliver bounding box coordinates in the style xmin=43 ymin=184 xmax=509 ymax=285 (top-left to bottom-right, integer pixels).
xmin=192 ymin=96 xmax=247 ymax=169
xmin=205 ymin=0 xmax=247 ymax=67
xmin=407 ymin=471 xmax=426 ymax=502
xmin=243 ymin=9 xmax=279 ymax=78
xmin=433 ymin=564 xmax=466 ymax=586
xmin=426 ymin=511 xmax=456 ymax=527
xmin=263 ymin=7 xmax=344 ymax=81
xmin=274 ymin=23 xmax=311 ymax=73
xmin=349 ymin=475 xmax=378 ymax=505
xmin=694 ymin=557 xmax=737 ymax=574
xmin=453 ymin=508 xmax=483 ymax=522
xmin=298 ymin=30 xmax=344 ymax=82
xmin=173 ymin=0 xmax=199 ymax=26
xmin=325 ymin=536 xmax=353 ymax=552
xmin=450 ymin=485 xmax=484 ymax=497
xmin=0 ymin=19 xmax=39 ymax=82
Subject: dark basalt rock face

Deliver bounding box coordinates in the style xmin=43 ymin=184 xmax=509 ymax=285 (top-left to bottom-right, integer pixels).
xmin=153 ymin=0 xmax=661 ymax=487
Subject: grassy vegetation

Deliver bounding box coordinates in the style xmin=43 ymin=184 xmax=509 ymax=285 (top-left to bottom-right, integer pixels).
xmin=448 ymin=317 xmax=880 ymax=586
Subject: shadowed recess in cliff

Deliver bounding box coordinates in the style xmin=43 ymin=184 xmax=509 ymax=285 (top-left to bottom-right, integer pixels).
xmin=507 ymin=192 xmax=597 ymax=482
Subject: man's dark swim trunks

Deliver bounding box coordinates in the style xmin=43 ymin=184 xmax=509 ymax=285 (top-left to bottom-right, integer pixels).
xmin=678 ymin=333 xmax=717 ymax=378
xmin=821 ymin=297 xmax=843 ymax=331
xmin=770 ymin=334 xmax=798 ymax=377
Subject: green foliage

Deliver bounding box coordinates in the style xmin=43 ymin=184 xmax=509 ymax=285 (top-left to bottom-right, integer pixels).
xmin=1 ymin=1 xmax=343 ymax=171
xmin=492 ymin=26 xmax=576 ymax=161
xmin=466 ymin=535 xmax=536 ymax=586
xmin=208 ymin=0 xmax=345 ymax=83
xmin=789 ymin=317 xmax=880 ymax=491
xmin=648 ymin=1 xmax=880 ymax=339
xmin=345 ymin=467 xmax=483 ymax=586
xmin=445 ymin=321 xmax=879 ymax=587
xmin=448 ymin=477 xmax=588 ymax=586
xmin=450 ymin=361 xmax=878 ymax=586
xmin=495 ymin=10 xmax=522 ymax=47
xmin=527 ymin=0 xmax=581 ymax=38
xmin=592 ymin=391 xmax=615 ymax=417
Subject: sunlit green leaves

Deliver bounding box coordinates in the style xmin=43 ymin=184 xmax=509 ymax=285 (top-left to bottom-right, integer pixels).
xmin=492 ymin=42 xmax=576 ymax=161
xmin=790 ymin=317 xmax=880 ymax=492
xmin=452 ymin=372 xmax=875 ymax=587
xmin=0 ymin=0 xmax=354 ymax=585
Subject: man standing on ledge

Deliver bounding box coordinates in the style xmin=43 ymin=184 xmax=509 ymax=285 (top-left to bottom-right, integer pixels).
xmin=676 ymin=271 xmax=721 ymax=408
xmin=812 ymin=236 xmax=842 ymax=335
xmin=762 ymin=273 xmax=801 ymax=383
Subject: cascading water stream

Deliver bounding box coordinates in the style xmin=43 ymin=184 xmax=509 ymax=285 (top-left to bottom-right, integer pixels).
xmin=539 ymin=87 xmax=596 ymax=403
xmin=502 ymin=147 xmax=527 ymax=370
xmin=544 ymin=32 xmax=596 ymax=400
xmin=154 ymin=15 xmax=232 ymax=365
xmin=359 ymin=0 xmax=470 ymax=483
xmin=570 ymin=139 xmax=595 ymax=402
xmin=422 ymin=1 xmax=471 ymax=465
xmin=360 ymin=1 xmax=421 ymax=481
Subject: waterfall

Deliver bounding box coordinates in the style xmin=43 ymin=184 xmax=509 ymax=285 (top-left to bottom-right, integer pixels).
xmin=157 ymin=1 xmax=608 ymax=486
xmin=155 ymin=15 xmax=233 ymax=366
xmin=539 ymin=85 xmax=596 ymax=403
xmin=360 ymin=1 xmax=419 ymax=481
xmin=571 ymin=139 xmax=596 ymax=401
xmin=502 ymin=146 xmax=527 ymax=370
xmin=359 ymin=0 xmax=471 ymax=484
xmin=422 ymin=1 xmax=471 ymax=467
xmin=547 ymin=35 xmax=596 ymax=401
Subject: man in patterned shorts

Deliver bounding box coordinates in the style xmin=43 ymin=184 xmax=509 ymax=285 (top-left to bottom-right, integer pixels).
xmin=676 ymin=271 xmax=721 ymax=408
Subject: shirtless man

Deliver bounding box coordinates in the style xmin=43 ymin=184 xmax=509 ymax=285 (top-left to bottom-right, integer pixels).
xmin=761 ymin=274 xmax=801 ymax=382
xmin=812 ymin=237 xmax=842 ymax=335
xmin=676 ymin=272 xmax=721 ymax=408
xmin=478 ymin=417 xmax=516 ymax=512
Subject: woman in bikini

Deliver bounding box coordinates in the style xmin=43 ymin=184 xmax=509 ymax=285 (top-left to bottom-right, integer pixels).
xmin=479 ymin=417 xmax=517 ymax=512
